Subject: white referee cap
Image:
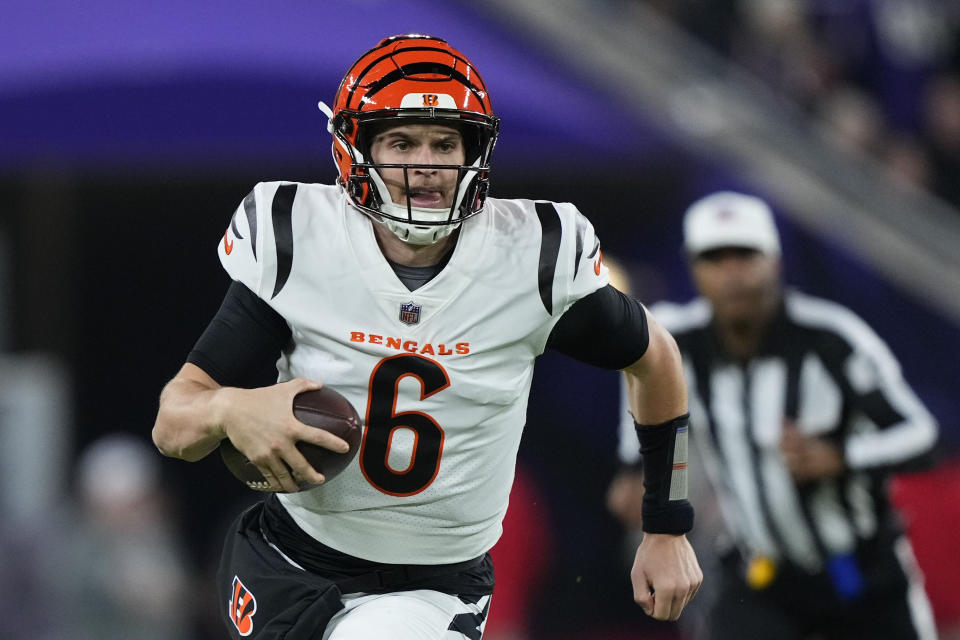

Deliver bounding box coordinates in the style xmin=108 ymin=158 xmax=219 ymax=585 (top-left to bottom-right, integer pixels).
xmin=683 ymin=191 xmax=781 ymax=256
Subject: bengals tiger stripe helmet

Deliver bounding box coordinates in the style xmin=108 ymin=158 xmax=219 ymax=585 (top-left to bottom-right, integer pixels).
xmin=319 ymin=34 xmax=500 ymax=244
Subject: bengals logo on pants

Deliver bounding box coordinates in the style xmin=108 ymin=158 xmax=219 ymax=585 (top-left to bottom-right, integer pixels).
xmin=228 ymin=575 xmax=257 ymax=636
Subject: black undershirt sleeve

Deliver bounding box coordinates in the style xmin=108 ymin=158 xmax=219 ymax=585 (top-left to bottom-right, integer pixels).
xmin=187 ymin=281 xmax=292 ymax=388
xmin=546 ymin=285 xmax=650 ymax=370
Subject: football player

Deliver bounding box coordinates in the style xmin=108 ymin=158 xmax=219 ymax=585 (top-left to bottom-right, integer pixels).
xmin=152 ymin=34 xmax=702 ymax=639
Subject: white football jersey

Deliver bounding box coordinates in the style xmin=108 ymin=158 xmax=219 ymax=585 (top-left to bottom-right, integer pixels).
xmin=218 ymin=181 xmax=608 ymax=564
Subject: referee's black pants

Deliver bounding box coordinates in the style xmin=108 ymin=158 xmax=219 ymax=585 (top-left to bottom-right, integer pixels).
xmin=708 ymin=545 xmax=927 ymax=640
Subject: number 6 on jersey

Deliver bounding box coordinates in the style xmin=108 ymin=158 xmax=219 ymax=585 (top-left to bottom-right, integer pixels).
xmin=360 ymin=354 xmax=450 ymax=496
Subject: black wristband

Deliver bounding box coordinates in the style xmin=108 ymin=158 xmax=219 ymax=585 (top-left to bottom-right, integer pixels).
xmin=635 ymin=414 xmax=694 ymax=534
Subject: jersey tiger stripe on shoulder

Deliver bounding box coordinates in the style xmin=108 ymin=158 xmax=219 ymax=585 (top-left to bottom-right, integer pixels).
xmin=533 ymin=200 xmax=607 ymax=316
xmin=240 ymin=189 xmax=258 ymax=260
xmin=534 ymin=201 xmax=563 ymax=315
xmin=221 ymin=182 xmax=300 ymax=301
xmin=270 ymin=183 xmax=298 ymax=299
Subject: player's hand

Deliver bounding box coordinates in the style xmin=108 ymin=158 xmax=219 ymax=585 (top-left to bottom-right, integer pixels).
xmin=631 ymin=532 xmax=702 ymax=621
xmin=781 ymin=422 xmax=846 ymax=483
xmin=219 ymin=378 xmax=351 ymax=493
xmin=606 ymin=470 xmax=646 ymax=527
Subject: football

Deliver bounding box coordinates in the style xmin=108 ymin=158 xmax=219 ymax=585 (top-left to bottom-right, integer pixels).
xmin=219 ymin=386 xmax=363 ymax=492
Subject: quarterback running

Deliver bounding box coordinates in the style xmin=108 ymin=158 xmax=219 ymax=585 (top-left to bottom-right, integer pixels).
xmin=152 ymin=34 xmax=702 ymax=639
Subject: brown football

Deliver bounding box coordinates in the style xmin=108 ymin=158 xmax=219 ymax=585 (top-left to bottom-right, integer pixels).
xmin=219 ymin=386 xmax=363 ymax=492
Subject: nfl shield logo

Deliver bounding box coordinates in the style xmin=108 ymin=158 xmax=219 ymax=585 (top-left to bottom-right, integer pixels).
xmin=399 ymin=301 xmax=421 ymax=325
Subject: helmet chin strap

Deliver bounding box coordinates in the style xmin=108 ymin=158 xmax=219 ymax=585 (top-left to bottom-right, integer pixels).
xmin=381 ymin=215 xmax=458 ymax=245
xmin=367 ymin=162 xmax=480 ymax=246
xmin=369 ymin=168 xmax=458 ymax=245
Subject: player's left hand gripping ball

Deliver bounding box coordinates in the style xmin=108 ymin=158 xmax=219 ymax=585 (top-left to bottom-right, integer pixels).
xmin=219 ymin=387 xmax=362 ymax=491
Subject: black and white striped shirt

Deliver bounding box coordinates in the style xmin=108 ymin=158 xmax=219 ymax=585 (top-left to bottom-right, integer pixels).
xmin=624 ymin=289 xmax=938 ymax=573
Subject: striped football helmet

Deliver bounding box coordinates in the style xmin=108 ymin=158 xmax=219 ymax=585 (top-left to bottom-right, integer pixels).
xmin=319 ymin=34 xmax=500 ymax=244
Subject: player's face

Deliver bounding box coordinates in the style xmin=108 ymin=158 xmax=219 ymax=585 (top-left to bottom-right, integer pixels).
xmin=369 ymin=124 xmax=466 ymax=210
xmin=691 ymin=247 xmax=781 ymax=326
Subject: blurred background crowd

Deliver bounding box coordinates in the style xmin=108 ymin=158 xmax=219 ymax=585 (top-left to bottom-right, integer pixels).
xmin=1 ymin=0 xmax=958 ymax=638
xmin=645 ymin=0 xmax=960 ymax=204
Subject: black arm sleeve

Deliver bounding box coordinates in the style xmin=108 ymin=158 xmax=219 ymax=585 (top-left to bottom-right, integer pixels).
xmin=187 ymin=280 xmax=292 ymax=388
xmin=546 ymin=285 xmax=649 ymax=370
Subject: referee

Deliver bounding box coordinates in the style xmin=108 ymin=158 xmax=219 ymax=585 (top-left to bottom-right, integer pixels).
xmin=609 ymin=192 xmax=939 ymax=640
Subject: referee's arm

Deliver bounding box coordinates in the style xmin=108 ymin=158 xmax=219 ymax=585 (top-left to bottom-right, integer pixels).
xmin=840 ymin=335 xmax=939 ymax=473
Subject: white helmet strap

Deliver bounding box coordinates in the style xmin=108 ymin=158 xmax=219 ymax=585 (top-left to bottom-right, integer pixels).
xmin=317 ymin=101 xmax=334 ymax=133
